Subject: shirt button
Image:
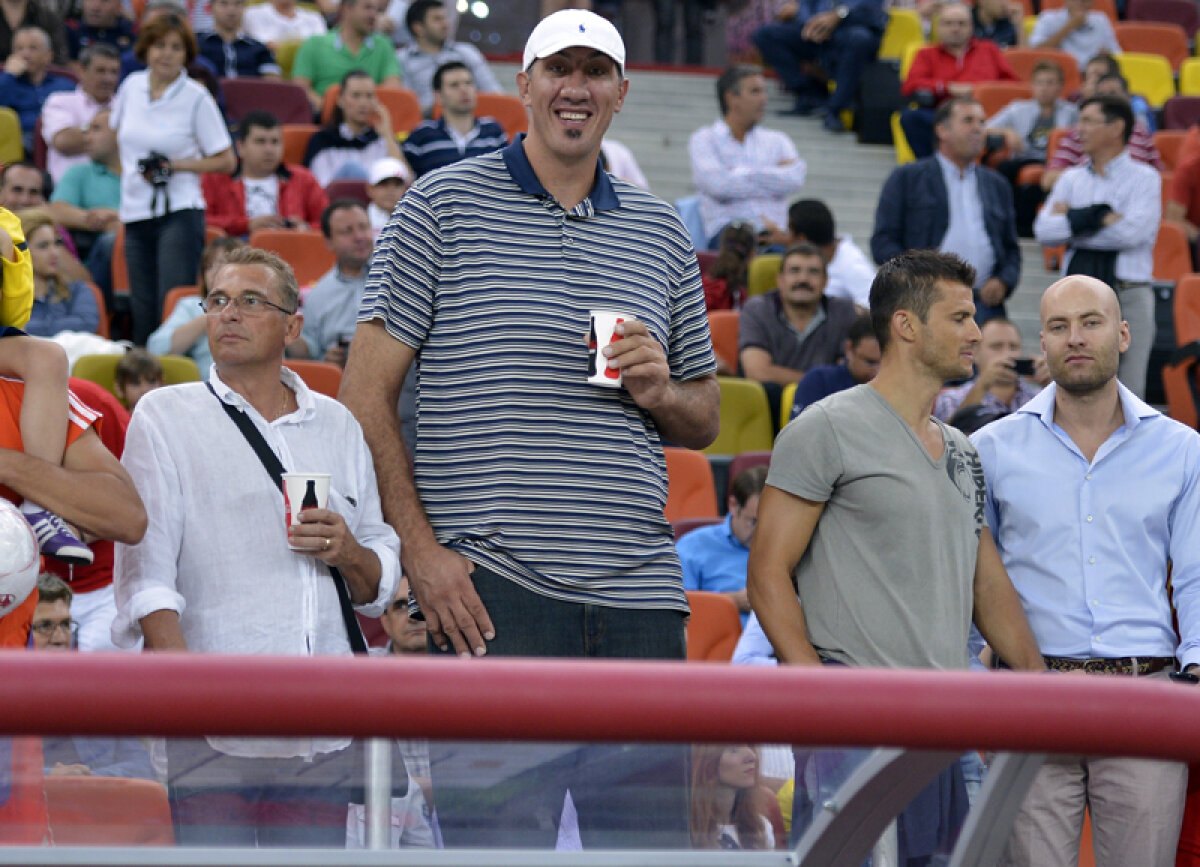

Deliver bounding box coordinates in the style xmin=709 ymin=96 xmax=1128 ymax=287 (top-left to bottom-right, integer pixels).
xmin=1086 ymin=515 xmax=1094 ymax=522
xmin=564 ymin=236 xmax=573 ymax=245
xmin=1095 ymin=636 xmax=1103 ymax=643
xmin=1085 ymin=474 xmax=1092 ymax=480
xmin=1089 ymin=557 xmax=1096 ymax=564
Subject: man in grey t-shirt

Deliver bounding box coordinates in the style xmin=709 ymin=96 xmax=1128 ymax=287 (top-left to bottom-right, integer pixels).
xmin=747 ymin=249 xmax=1043 ymax=854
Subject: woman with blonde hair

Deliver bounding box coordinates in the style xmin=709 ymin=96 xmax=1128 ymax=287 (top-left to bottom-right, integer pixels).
xmin=19 ymin=210 xmax=100 ymax=337
xmin=690 ymin=744 xmax=775 ymax=850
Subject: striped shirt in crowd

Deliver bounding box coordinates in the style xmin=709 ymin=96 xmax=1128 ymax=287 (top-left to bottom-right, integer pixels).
xmin=1046 ymin=121 xmax=1165 ymax=172
xmin=360 ymin=139 xmax=717 ymax=613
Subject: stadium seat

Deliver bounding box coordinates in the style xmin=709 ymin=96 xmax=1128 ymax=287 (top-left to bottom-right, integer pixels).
xmin=1127 ymin=0 xmax=1199 ymax=40
xmin=900 ymin=40 xmax=922 ymax=80
xmin=32 ymin=115 xmax=46 ymax=170
xmin=1163 ymin=358 xmax=1199 ymax=428
xmin=72 ymin=353 xmax=201 ymax=397
xmin=747 ymin=254 xmax=781 ymax=298
xmin=1163 ymin=96 xmax=1200 ymax=130
xmin=879 ymin=8 xmax=925 ymax=62
xmin=1003 ymin=48 xmax=1081 ymax=94
xmin=707 ymin=310 xmax=739 ymax=373
xmin=1115 ymin=22 xmax=1189 ymax=72
xmin=664 ymin=446 xmax=718 ymax=522
xmin=672 ymin=516 xmax=721 ymax=540
xmin=696 ymin=250 xmax=717 ymax=274
xmin=1162 ymin=170 xmax=1174 ymax=211
xmin=727 ymin=450 xmax=771 ymax=483
xmin=111 ymin=224 xmax=129 ymax=294
xmin=1175 ymin=273 xmax=1200 ymax=345
xmin=161 ymin=285 xmax=199 ymax=323
xmin=1116 ymin=52 xmax=1176 ymax=108
xmin=320 ymin=85 xmax=422 ymax=133
xmin=0 ymin=108 xmax=23 ymax=164
xmin=247 ymin=229 xmax=334 ymax=286
xmin=43 ymin=776 xmax=174 ymax=845
xmin=281 ymin=123 xmax=318 ymax=166
xmin=973 ymin=82 xmax=1033 ymax=119
xmin=685 ymin=590 xmax=742 ymax=662
xmin=433 ymin=92 xmax=528 ymax=139
xmin=1153 ymin=221 xmax=1191 ymax=282
xmin=706 ymin=377 xmax=775 ymax=456
xmin=274 ymin=39 xmax=303 ymax=78
xmin=221 ymin=78 xmax=312 ymax=125
xmin=283 ymin=359 xmax=342 ymax=397
xmin=324 ymin=178 xmax=370 ymax=206
xmin=83 ymin=282 xmax=109 ymax=337
xmin=779 ymin=381 xmax=798 ymax=427
xmin=891 ymin=112 xmax=917 ymax=165
xmin=1155 ymin=129 xmax=1187 ymax=169
xmin=1040 ymin=0 xmax=1117 ymax=24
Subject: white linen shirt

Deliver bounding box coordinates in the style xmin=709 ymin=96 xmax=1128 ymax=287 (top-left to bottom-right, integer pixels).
xmin=688 ymin=119 xmax=807 ymax=240
xmin=110 ymin=69 xmax=231 ymax=222
xmin=113 ymin=366 xmax=400 ymax=758
xmin=825 ymin=235 xmax=876 ymax=308
xmin=39 ymin=86 xmax=111 ymax=182
xmin=243 ymin=3 xmax=328 ymax=45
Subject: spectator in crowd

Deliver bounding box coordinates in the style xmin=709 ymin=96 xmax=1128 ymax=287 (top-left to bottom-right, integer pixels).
xmin=933 ymin=316 xmax=1042 ymax=420
xmin=1041 ymin=55 xmax=1163 ymax=192
xmin=747 ymin=249 xmax=1043 ymax=855
xmin=1095 ymin=70 xmax=1154 ymax=133
xmin=1166 ymin=142 xmax=1200 ymax=253
xmin=241 ymin=0 xmax=326 ymax=52
xmin=873 ymin=98 xmax=1021 ymax=323
xmin=366 ymin=157 xmax=410 ymax=233
xmin=113 ymin=246 xmax=399 ymax=846
xmin=343 ymin=9 xmax=717 ymax=847
xmin=118 ymin=0 xmax=218 ymax=83
xmin=292 ymin=199 xmax=374 ymax=366
xmin=974 ymin=275 xmax=1200 ymax=867
xmin=19 ymin=209 xmax=100 ymax=336
xmin=1029 ymin=0 xmax=1119 ymax=70
xmin=788 ymin=310 xmax=880 ymax=418
xmin=985 ymin=59 xmax=1078 ymax=236
xmin=0 ymin=26 xmax=75 ymax=153
xmin=146 ymin=235 xmax=243 ymax=380
xmin=401 ymin=60 xmax=507 ymax=178
xmin=972 ymin=0 xmax=1024 ymax=47
xmin=701 ymin=220 xmax=755 ymax=313
xmin=196 ymin=0 xmax=280 ymax=79
xmin=113 ymin=348 xmax=162 ymax=410
xmin=65 ymin=0 xmax=133 ymax=61
xmin=677 ymin=465 xmax=766 ymax=627
xmin=738 ymin=242 xmax=858 ymax=415
xmin=787 ymin=198 xmax=874 ymax=308
xmin=0 ymin=0 xmax=69 ymax=67
xmin=900 ymin=2 xmax=1018 ymax=158
xmin=47 ymin=109 xmax=121 ymax=303
xmin=40 ymin=43 xmax=120 ymax=183
xmin=398 ymin=0 xmax=501 ymax=116
xmin=291 ymin=0 xmax=401 ymax=116
xmin=33 ymin=574 xmax=156 ymax=778
xmin=1 ymin=163 xmax=94 ymax=285
xmin=689 ymin=65 xmax=807 ymax=249
xmin=111 ymin=11 xmax=235 ymax=345
xmin=1034 ymin=95 xmax=1159 ymax=398
xmin=303 ymin=70 xmax=403 ymax=187
xmin=751 ymin=0 xmax=887 ymax=133
xmin=202 ymin=110 xmax=327 ymax=237
xmin=689 ymin=745 xmax=775 ymax=850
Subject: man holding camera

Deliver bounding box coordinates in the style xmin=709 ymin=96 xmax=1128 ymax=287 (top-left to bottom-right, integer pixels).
xmin=201 ymin=110 xmax=328 ymax=238
xmin=933 ymin=317 xmax=1044 ymax=420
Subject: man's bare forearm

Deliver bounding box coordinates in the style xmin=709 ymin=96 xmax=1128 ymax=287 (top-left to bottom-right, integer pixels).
xmin=646 ymin=374 xmax=720 ymax=450
xmin=140 ymin=609 xmax=187 ymax=651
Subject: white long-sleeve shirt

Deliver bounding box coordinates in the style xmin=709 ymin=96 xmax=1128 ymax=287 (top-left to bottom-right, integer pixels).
xmin=688 ymin=119 xmax=806 ymax=241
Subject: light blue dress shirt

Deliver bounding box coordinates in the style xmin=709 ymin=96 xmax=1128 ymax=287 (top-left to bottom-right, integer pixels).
xmin=973 ymin=382 xmax=1200 ymax=668
xmin=937 ymin=153 xmax=994 ymax=290
xmin=677 ymin=515 xmax=750 ymax=626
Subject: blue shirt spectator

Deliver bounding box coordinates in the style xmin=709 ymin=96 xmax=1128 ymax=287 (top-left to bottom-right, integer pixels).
xmin=0 ymin=26 xmax=74 ymax=151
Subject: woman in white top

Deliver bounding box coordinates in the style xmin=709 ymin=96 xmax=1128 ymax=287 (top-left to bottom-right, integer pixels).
xmin=302 ymin=70 xmax=403 ymax=188
xmin=111 ymin=12 xmax=236 ymax=344
xmin=690 ymin=744 xmax=776 ymax=850
xmin=243 ymin=0 xmax=328 ymax=51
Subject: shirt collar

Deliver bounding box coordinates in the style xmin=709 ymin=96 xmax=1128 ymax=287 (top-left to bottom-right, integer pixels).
xmin=722 ymin=514 xmax=749 ymax=551
xmin=935 ymin=150 xmax=975 ymax=181
xmin=1018 ymin=379 xmax=1158 ymax=433
xmin=1087 ymin=148 xmax=1131 ymax=176
xmin=501 ymin=135 xmax=619 ymax=211
xmin=333 ymin=31 xmax=378 ymax=53
xmin=208 ymin=364 xmax=317 ymax=424
xmin=141 ymin=67 xmax=189 ymax=99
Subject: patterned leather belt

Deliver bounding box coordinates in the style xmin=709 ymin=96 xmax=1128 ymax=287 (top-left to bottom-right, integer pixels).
xmin=1042 ymin=655 xmax=1175 ymax=675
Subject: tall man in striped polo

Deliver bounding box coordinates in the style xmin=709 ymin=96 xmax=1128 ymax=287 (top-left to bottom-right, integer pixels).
xmin=342 ymin=7 xmax=719 ymax=850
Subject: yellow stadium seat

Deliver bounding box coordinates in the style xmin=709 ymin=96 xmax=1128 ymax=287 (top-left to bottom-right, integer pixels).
xmin=274 ymin=39 xmax=302 ymax=79
xmin=1116 ymin=52 xmax=1176 ymax=108
xmin=1181 ymin=58 xmax=1200 ymax=96
xmin=1023 ymin=14 xmax=1037 ymax=41
xmin=900 ymin=41 xmax=923 ymax=81
xmin=780 ymin=382 xmax=798 ymax=428
xmin=879 ymin=8 xmax=924 ymax=62
xmin=747 ymin=253 xmax=781 ymax=298
xmin=892 ymin=112 xmax=917 ymax=164
xmin=0 ymin=108 xmax=23 ymax=165
xmin=72 ymin=354 xmax=201 ymax=398
xmin=705 ymin=377 xmax=775 ymax=456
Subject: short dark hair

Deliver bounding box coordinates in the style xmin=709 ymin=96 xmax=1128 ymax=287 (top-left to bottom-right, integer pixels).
xmin=1085 ymin=52 xmax=1121 ymax=78
xmin=79 ymin=42 xmax=121 ymax=67
xmin=433 ymin=60 xmax=470 ymax=93
xmin=331 ymin=69 xmax=374 ymax=126
xmin=847 ymin=311 xmax=876 ymax=346
xmin=934 ymin=96 xmax=981 ymax=129
xmin=1080 ymin=93 xmax=1134 ymax=144
xmin=405 ymin=0 xmax=440 ymax=34
xmin=780 ymin=241 xmax=826 ymax=275
xmin=134 ymin=11 xmax=198 ymax=65
xmin=0 ymin=161 xmax=51 ymax=200
xmin=869 ymin=250 xmax=976 ymax=351
xmin=238 ymin=110 xmax=279 ymax=141
xmin=1031 ymin=59 xmax=1064 ymax=82
xmin=320 ymin=198 xmax=368 ymax=238
xmin=115 ymin=348 xmax=163 ymax=389
xmin=787 ymin=199 xmax=835 ymax=247
xmin=729 ymin=465 xmax=767 ymax=507
xmin=1095 ymin=72 xmax=1129 ymax=94
xmin=716 ymin=65 xmax=761 ymax=115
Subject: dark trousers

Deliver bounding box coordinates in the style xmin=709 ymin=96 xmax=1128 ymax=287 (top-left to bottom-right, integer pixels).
xmin=995 ymin=157 xmax=1046 ymax=238
xmin=429 ymin=564 xmax=690 ymax=849
xmin=899 ymin=107 xmax=936 ymax=159
xmin=123 ymin=208 xmax=205 ymax=345
xmin=653 ymin=0 xmax=708 ymax=65
xmin=166 ymin=738 xmax=360 ymax=847
xmin=753 ymin=21 xmax=881 ymax=112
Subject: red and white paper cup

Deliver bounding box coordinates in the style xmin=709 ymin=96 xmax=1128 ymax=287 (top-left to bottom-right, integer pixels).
xmin=282 ymin=472 xmax=330 ymax=549
xmin=586 ymin=310 xmax=629 ymax=388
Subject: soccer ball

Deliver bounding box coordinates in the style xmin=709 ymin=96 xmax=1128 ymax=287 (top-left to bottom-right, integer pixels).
xmin=0 ymin=500 xmax=39 ymax=617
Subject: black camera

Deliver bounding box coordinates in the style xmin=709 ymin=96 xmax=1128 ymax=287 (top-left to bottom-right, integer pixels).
xmin=137 ymin=151 xmax=173 ymax=187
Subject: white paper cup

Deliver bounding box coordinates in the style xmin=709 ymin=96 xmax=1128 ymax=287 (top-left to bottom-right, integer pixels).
xmin=587 ymin=310 xmax=629 ymax=388
xmin=282 ymin=473 xmax=331 ymax=548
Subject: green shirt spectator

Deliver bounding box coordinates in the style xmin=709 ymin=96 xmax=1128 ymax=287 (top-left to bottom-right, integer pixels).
xmin=290 ymin=0 xmax=401 ymax=115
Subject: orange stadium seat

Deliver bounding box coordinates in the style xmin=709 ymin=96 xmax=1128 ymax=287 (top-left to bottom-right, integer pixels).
xmin=973 ymin=82 xmax=1033 ymax=119
xmin=433 ymin=92 xmax=528 ymax=139
xmin=1115 ymin=21 xmax=1190 ymax=72
xmin=283 ymin=359 xmax=342 ymax=398
xmin=160 ymin=285 xmax=199 ymax=323
xmin=1155 ymin=129 xmax=1187 ymax=170
xmin=707 ymin=310 xmax=739 ymax=373
xmin=1153 ymin=221 xmax=1192 ymax=282
xmin=320 ymin=85 xmax=422 ymax=133
xmin=43 ymin=776 xmax=174 ymax=845
xmin=1176 ymin=273 xmax=1200 ymax=344
xmin=1003 ymin=48 xmax=1081 ymax=94
xmin=83 ymin=282 xmax=109 ymax=337
xmin=247 ymin=229 xmax=334 ymax=287
xmin=685 ymin=590 xmax=742 ymax=662
xmin=664 ymin=447 xmax=718 ymax=522
xmin=281 ymin=123 xmax=318 ymax=166
xmin=111 ymin=223 xmax=128 ymax=294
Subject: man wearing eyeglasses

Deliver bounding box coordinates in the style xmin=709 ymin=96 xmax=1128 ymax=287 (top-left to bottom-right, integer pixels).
xmin=113 ymin=245 xmax=400 ymax=846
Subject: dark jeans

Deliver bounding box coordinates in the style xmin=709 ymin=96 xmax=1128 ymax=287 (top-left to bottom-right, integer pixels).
xmin=995 ymin=157 xmax=1046 ymax=238
xmin=123 ymin=208 xmax=205 ymax=345
xmin=899 ymin=107 xmax=936 ymax=159
xmin=83 ymin=230 xmax=116 ymax=311
xmin=653 ymin=0 xmax=708 ymax=65
xmin=753 ymin=21 xmax=881 ymax=112
xmin=429 ymin=564 xmax=690 ymax=849
xmin=166 ymin=738 xmax=360 ymax=847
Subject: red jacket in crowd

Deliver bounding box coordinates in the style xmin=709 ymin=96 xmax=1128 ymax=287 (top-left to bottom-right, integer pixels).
xmin=902 ymin=38 xmax=1019 ymax=103
xmin=201 ymin=164 xmax=329 ymax=237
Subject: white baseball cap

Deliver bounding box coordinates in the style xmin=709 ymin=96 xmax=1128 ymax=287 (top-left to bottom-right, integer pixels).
xmin=368 ymin=157 xmax=412 ymax=186
xmin=522 ymin=9 xmax=626 ymax=72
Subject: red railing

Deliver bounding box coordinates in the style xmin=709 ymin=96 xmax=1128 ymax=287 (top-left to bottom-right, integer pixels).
xmin=0 ymin=651 xmax=1198 ymax=763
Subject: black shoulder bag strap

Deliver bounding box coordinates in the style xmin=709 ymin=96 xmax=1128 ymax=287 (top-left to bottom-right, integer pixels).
xmin=207 ymin=383 xmax=368 ymax=654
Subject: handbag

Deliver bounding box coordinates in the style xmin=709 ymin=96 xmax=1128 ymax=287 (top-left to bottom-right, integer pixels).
xmin=207 ymin=383 xmax=369 ymax=654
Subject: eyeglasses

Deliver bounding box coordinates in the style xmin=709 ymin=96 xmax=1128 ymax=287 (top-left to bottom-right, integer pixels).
xmin=31 ymin=618 xmax=78 ymax=636
xmin=200 ymin=293 xmax=295 ymax=316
